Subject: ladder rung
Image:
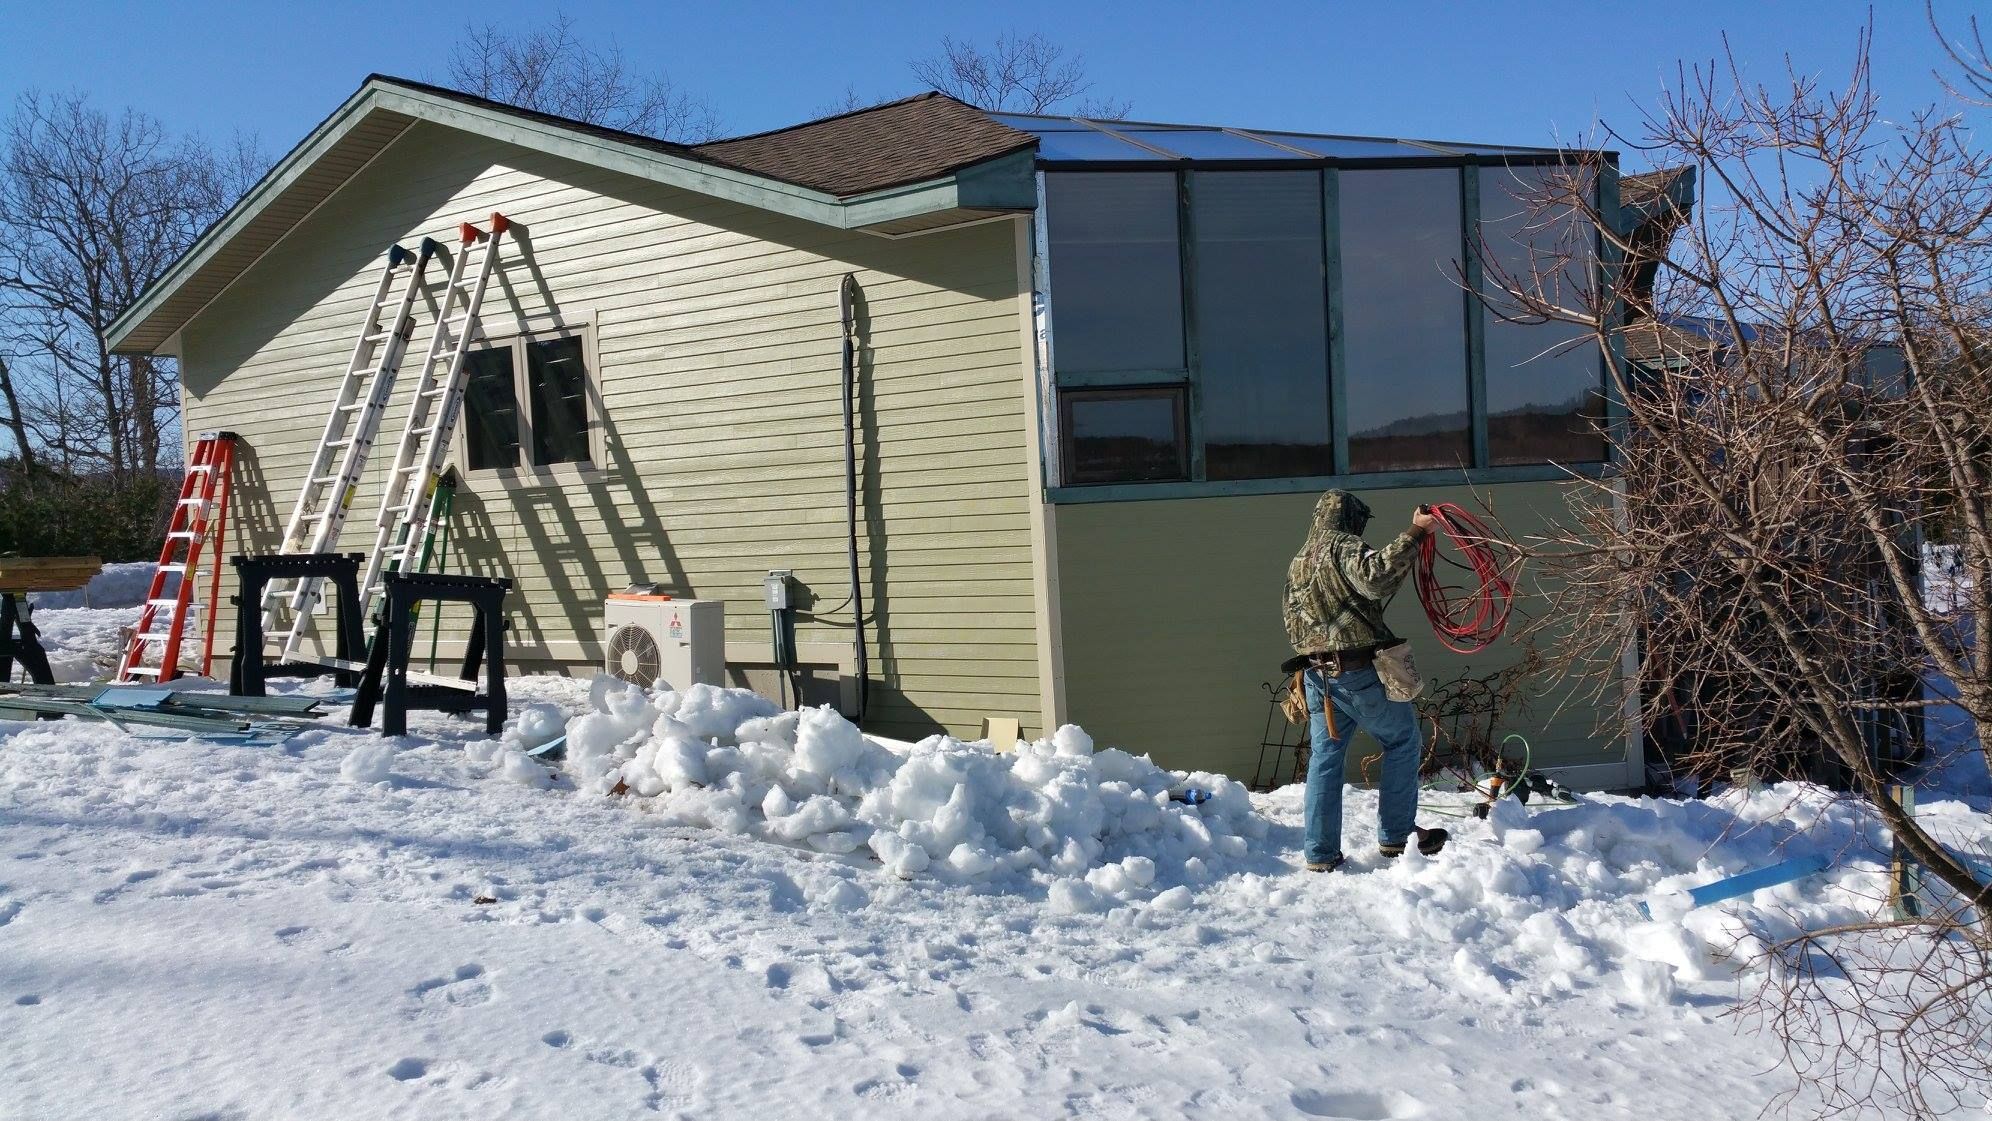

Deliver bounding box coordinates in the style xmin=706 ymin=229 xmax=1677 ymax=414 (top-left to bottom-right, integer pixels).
xmin=147 ymin=598 xmax=185 ymax=608
xmin=167 ymin=530 xmax=199 ymax=539
xmin=123 ymin=666 xmax=164 ymax=677
xmin=157 ymin=564 xmax=187 ymax=574
xmin=337 ymin=402 xmax=367 ymax=412
xmin=133 ymin=633 xmax=172 ymax=643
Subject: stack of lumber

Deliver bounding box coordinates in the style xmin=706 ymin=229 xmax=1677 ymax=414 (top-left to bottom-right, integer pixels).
xmin=0 ymin=557 xmax=102 ymax=593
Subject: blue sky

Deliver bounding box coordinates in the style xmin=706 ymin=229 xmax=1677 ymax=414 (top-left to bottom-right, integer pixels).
xmin=0 ymin=1 xmax=1973 ymax=171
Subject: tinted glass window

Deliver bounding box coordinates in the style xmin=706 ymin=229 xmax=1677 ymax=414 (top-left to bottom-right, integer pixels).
xmin=1062 ymin=389 xmax=1186 ymax=484
xmin=1340 ymin=168 xmax=1472 ymax=472
xmin=527 ymin=336 xmax=590 ymax=466
xmin=1044 ymin=173 xmax=1185 ymax=373
xmin=1191 ymin=171 xmax=1331 ymax=480
xmin=1480 ymin=165 xmax=1608 ymax=465
xmin=462 ymin=346 xmax=519 ymax=472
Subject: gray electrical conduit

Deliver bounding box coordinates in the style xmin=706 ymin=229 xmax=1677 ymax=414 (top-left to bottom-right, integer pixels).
xmin=840 ymin=274 xmax=870 ymax=724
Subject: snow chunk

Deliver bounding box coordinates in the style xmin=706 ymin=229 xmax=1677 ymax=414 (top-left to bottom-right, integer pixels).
xmin=1621 ymin=958 xmax=1680 ymax=1006
xmin=1051 ymin=724 xmax=1093 ymax=757
xmin=340 ymin=742 xmax=395 ymax=784
xmin=493 ymin=749 xmax=550 ymax=788
xmin=501 ymin=702 xmax=567 ymax=753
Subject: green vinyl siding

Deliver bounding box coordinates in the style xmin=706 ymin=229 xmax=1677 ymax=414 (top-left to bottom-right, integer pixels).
xmin=177 ymin=121 xmax=1041 ymax=742
xmin=1051 ymin=481 xmax=1634 ymax=785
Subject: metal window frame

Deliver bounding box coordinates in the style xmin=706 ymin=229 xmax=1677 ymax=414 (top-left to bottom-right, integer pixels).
xmin=1038 ymin=153 xmax=1612 ymax=503
xmin=1056 ymin=383 xmax=1191 ymax=486
xmin=455 ymin=317 xmax=603 ymax=482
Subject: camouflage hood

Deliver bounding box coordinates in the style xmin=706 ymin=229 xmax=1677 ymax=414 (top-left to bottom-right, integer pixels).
xmin=1283 ymin=490 xmax=1416 ymax=655
xmin=1305 ymin=490 xmax=1372 ymax=544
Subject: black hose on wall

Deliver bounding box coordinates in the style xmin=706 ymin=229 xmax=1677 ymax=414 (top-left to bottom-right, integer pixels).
xmin=839 ymin=274 xmax=870 ymax=724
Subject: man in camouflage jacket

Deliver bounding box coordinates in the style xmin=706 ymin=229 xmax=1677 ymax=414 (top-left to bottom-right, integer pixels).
xmin=1283 ymin=490 xmax=1440 ymax=872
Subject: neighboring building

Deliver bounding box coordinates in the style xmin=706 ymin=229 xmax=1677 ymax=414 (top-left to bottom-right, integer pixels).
xmin=108 ymin=76 xmax=1684 ymax=788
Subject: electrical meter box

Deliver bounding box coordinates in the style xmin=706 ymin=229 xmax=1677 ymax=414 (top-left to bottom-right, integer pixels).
xmin=602 ymin=593 xmax=725 ymax=691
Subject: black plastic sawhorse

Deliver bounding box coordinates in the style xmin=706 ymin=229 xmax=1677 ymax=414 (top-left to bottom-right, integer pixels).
xmin=350 ymin=571 xmax=510 ymax=736
xmin=230 ymin=553 xmax=367 ymax=696
xmin=0 ymin=593 xmax=54 ymax=685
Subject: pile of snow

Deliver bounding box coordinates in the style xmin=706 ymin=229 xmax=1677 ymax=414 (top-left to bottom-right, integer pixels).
xmin=500 ymin=677 xmax=1264 ymax=904
xmin=29 ymin=560 xmax=156 ymax=610
xmin=25 ymin=608 xmax=133 ymax=681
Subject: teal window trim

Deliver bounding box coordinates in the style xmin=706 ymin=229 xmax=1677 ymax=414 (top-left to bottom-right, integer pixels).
xmin=1178 ymin=171 xmax=1206 ymax=483
xmin=1461 ymin=166 xmax=1490 ymax=468
xmin=1049 ymin=461 xmax=1610 ymax=504
xmin=1595 ymin=155 xmax=1629 ymax=458
xmin=1323 ymin=169 xmax=1349 ymax=475
xmin=1057 ymin=368 xmax=1190 ymax=388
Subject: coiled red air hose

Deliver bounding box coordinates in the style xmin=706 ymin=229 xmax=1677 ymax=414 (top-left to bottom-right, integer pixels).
xmin=1414 ymin=503 xmax=1513 ymax=653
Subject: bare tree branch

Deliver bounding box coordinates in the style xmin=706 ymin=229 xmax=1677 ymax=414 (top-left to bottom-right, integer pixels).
xmin=912 ymin=32 xmax=1129 ymax=117
xmin=443 ymin=14 xmax=720 ymax=141
xmin=1480 ymin=21 xmax=1990 ymax=1117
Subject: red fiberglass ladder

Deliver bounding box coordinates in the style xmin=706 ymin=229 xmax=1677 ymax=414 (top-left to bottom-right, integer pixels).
xmin=116 ymin=431 xmax=238 ymax=682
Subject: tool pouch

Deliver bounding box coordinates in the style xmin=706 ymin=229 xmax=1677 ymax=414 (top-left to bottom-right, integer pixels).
xmin=1279 ymin=670 xmax=1309 ymax=725
xmin=1374 ymin=639 xmax=1425 ymax=702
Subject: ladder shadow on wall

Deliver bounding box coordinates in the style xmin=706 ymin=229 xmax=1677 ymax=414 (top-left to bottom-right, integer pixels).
xmin=491 ymin=221 xmax=688 ymax=666
xmin=460 ymin=152 xmax=1010 ymax=727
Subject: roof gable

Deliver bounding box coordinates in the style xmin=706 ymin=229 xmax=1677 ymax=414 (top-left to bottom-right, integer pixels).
xmin=107 ymin=77 xmax=1038 ymax=355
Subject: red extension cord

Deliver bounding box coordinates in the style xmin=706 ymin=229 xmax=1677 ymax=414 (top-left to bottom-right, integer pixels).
xmin=1414 ymin=503 xmax=1514 ymax=653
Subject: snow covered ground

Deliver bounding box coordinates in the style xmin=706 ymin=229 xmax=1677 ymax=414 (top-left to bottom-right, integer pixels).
xmin=0 ymin=597 xmax=1986 ymax=1120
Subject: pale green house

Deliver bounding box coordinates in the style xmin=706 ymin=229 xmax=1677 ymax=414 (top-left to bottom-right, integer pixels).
xmin=108 ymin=77 xmax=1664 ymax=789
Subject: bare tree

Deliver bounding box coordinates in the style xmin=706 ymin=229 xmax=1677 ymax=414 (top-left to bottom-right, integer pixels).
xmin=444 ymin=14 xmax=719 ymax=141
xmin=0 ymin=91 xmax=261 ymax=481
xmin=913 ymin=33 xmax=1132 ymax=118
xmin=1482 ymin=25 xmax=1989 ymax=1117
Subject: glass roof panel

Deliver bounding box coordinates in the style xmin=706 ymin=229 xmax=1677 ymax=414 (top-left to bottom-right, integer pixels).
xmin=1250 ymin=133 xmax=1437 ymax=158
xmin=994 ymin=111 xmax=1570 ymax=164
xmin=1119 ymin=128 xmax=1300 ymax=160
xmin=1033 ymin=128 xmax=1170 ymax=162
xmin=988 ymin=111 xmax=1090 ymax=132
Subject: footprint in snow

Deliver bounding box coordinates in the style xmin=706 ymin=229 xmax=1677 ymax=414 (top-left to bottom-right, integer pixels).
xmin=274 ymin=926 xmax=354 ymax=956
xmin=90 ymin=869 xmax=158 ymax=905
xmin=572 ymin=1040 xmax=700 ymax=1111
xmin=406 ymin=964 xmax=492 ymax=1018
xmin=853 ymin=1063 xmax=921 ymax=1103
xmin=1289 ymin=1088 xmax=1427 ymax=1119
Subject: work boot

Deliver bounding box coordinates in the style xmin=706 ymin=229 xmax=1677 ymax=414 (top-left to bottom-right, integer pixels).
xmin=1379 ymin=827 xmax=1449 ymax=859
xmin=1305 ymin=854 xmax=1346 ymax=873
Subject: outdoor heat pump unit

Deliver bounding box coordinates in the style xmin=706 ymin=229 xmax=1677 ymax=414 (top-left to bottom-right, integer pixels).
xmin=602 ymin=590 xmax=724 ymax=691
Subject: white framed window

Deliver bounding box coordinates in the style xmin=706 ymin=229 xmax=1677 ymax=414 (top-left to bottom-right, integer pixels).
xmin=457 ymin=321 xmax=601 ymax=476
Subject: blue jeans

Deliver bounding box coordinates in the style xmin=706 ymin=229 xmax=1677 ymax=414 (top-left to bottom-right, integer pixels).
xmin=1303 ymin=665 xmax=1423 ymax=864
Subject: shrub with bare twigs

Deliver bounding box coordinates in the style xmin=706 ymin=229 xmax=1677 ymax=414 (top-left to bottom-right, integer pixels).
xmin=1479 ymin=20 xmax=1989 ymax=1116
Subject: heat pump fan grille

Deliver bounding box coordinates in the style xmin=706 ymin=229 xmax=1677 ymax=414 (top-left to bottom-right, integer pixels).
xmin=606 ymin=623 xmax=662 ymax=689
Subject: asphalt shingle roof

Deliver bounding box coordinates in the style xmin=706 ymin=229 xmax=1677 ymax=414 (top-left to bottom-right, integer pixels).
xmin=692 ymin=93 xmax=1038 ymax=198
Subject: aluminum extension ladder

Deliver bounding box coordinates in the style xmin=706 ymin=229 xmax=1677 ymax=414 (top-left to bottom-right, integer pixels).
xmin=359 ymin=213 xmax=509 ymax=623
xmin=117 ymin=431 xmax=238 ymax=682
xmin=263 ymin=239 xmax=438 ymax=656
